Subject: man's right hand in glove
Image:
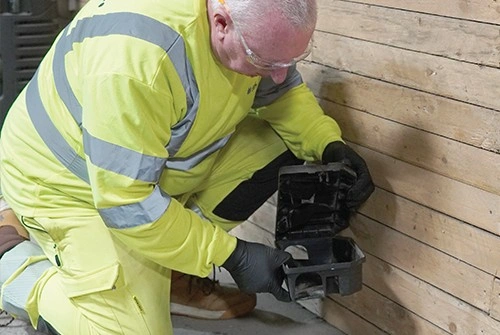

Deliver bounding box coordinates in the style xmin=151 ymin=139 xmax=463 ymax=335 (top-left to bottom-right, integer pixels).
xmin=222 ymin=238 xmax=292 ymax=302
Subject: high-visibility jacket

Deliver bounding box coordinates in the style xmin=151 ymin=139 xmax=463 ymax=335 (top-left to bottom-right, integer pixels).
xmin=0 ymin=0 xmax=342 ymax=277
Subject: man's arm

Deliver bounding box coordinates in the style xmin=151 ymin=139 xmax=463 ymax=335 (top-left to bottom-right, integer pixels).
xmin=255 ymin=67 xmax=374 ymax=209
xmin=81 ymin=71 xmax=236 ymax=278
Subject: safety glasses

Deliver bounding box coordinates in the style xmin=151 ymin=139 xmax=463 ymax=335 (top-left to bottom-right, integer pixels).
xmin=218 ymin=0 xmax=313 ymax=71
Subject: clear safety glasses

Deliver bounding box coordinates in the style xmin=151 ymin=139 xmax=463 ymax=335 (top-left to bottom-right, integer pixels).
xmin=218 ymin=0 xmax=313 ymax=71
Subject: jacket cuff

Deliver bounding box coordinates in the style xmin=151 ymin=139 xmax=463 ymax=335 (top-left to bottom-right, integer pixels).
xmin=211 ymin=226 xmax=238 ymax=267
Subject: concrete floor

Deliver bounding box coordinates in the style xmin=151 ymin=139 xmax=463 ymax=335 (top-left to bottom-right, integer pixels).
xmin=0 ymin=269 xmax=345 ymax=335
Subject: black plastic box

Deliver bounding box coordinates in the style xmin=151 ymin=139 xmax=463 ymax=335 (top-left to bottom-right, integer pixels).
xmin=275 ymin=163 xmax=366 ymax=301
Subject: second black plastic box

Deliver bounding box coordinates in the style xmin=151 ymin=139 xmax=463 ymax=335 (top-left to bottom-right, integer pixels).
xmin=275 ymin=163 xmax=366 ymax=301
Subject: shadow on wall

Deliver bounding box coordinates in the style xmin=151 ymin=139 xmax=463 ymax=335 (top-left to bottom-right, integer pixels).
xmin=313 ymin=72 xmax=420 ymax=334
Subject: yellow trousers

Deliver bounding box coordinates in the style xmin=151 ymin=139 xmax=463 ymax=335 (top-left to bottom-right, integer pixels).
xmin=1 ymin=116 xmax=299 ymax=334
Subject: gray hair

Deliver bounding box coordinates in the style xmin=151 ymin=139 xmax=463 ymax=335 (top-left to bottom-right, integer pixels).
xmin=211 ymin=0 xmax=317 ymax=34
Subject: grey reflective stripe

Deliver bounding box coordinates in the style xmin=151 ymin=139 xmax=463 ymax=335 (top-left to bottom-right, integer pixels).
xmin=27 ymin=12 xmax=203 ymax=183
xmin=252 ymin=65 xmax=303 ymax=108
xmin=53 ymin=12 xmax=200 ymax=136
xmin=83 ymin=128 xmax=167 ymax=183
xmin=168 ymin=93 xmax=199 ymax=156
xmin=186 ymin=199 xmax=210 ymax=222
xmin=46 ymin=12 xmax=201 ymax=181
xmin=98 ymin=184 xmax=171 ymax=229
xmin=52 ymin=25 xmax=82 ymax=127
xmin=164 ymin=34 xmax=200 ymax=156
xmin=166 ymin=133 xmax=232 ymax=171
xmin=26 ymin=71 xmax=90 ymax=183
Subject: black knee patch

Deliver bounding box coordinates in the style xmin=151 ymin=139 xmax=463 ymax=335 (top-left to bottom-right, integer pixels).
xmin=213 ymin=150 xmax=303 ymax=221
xmin=37 ymin=316 xmax=61 ymax=335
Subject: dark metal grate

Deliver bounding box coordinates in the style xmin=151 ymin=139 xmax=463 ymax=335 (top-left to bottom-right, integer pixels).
xmin=0 ymin=0 xmax=63 ymax=129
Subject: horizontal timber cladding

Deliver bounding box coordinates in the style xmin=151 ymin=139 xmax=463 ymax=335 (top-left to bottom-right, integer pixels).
xmin=233 ymin=201 xmax=500 ymax=335
xmin=298 ymin=62 xmax=499 ymax=154
xmin=312 ymin=32 xmax=500 ymax=111
xmin=316 ymin=98 xmax=499 ymax=195
xmin=359 ymin=254 xmax=500 ymax=335
xmin=234 ymin=1 xmax=500 ymax=334
xmin=360 ymin=188 xmax=500 ymax=277
xmin=316 ymin=0 xmax=500 ymax=68
xmin=327 ymin=0 xmax=500 ymax=25
xmin=351 ymin=144 xmax=498 ymax=236
xmin=341 ymin=214 xmax=492 ymax=312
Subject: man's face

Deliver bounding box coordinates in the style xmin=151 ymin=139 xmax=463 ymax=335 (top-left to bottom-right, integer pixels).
xmin=209 ymin=4 xmax=314 ymax=84
xmin=224 ymin=25 xmax=311 ymax=84
xmin=226 ymin=25 xmax=312 ymax=84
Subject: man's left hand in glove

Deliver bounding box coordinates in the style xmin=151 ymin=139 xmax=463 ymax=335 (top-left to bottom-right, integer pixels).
xmin=322 ymin=141 xmax=375 ymax=211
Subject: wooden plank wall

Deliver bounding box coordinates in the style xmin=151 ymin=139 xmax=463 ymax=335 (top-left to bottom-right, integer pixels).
xmin=233 ymin=1 xmax=500 ymax=334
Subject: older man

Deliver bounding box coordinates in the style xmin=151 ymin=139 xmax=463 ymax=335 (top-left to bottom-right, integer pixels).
xmin=0 ymin=0 xmax=373 ymax=333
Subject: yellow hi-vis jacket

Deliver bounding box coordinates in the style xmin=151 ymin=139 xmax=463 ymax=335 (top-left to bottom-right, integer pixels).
xmin=0 ymin=0 xmax=343 ymax=277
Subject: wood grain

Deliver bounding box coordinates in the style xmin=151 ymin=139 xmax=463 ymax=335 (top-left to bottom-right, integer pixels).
xmin=316 ymin=0 xmax=500 ymax=67
xmin=312 ymin=32 xmax=500 ymax=111
xmin=299 ymin=62 xmax=500 ymax=153
xmin=337 ymin=0 xmax=500 ymax=25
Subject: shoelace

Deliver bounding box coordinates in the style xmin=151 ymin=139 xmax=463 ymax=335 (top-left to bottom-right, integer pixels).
xmin=187 ymin=265 xmax=221 ymax=296
xmin=0 ymin=309 xmax=14 ymax=327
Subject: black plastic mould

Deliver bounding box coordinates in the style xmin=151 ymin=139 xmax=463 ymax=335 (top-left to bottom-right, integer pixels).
xmin=275 ymin=163 xmax=366 ymax=301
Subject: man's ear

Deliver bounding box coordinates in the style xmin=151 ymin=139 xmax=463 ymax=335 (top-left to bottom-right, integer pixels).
xmin=212 ymin=10 xmax=231 ymax=41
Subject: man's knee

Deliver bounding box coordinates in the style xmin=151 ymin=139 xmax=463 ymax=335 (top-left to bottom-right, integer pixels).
xmin=213 ymin=149 xmax=303 ymax=222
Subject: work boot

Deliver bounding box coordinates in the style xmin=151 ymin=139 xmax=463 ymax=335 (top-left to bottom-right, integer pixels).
xmin=0 ymin=225 xmax=27 ymax=259
xmin=0 ymin=220 xmax=29 ymax=329
xmin=170 ymin=270 xmax=257 ymax=320
xmin=0 ymin=200 xmax=29 ymax=240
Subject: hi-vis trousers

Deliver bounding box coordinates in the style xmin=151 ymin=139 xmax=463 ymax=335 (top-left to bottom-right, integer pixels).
xmin=0 ymin=116 xmax=302 ymax=334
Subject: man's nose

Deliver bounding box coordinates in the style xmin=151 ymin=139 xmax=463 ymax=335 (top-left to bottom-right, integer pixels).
xmin=270 ymin=68 xmax=289 ymax=84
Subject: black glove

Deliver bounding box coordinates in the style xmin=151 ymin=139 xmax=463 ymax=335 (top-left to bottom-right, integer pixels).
xmin=322 ymin=141 xmax=374 ymax=210
xmin=222 ymin=238 xmax=292 ymax=302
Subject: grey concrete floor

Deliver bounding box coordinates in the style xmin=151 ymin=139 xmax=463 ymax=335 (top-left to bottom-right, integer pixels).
xmin=0 ymin=269 xmax=344 ymax=335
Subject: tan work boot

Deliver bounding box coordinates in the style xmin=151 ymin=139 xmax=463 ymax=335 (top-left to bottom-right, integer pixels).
xmin=170 ymin=270 xmax=256 ymax=320
xmin=0 ymin=206 xmax=29 ymax=239
xmin=0 ymin=205 xmax=28 ymax=328
xmin=0 ymin=206 xmax=28 ymax=259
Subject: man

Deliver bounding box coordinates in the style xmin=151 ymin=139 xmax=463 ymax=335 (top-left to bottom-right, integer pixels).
xmin=0 ymin=0 xmax=374 ymax=333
